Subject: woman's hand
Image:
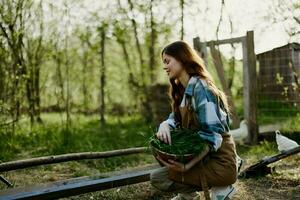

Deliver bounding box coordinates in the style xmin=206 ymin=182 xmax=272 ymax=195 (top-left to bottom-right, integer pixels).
xmin=156 ymin=145 xmax=210 ymax=172
xmin=156 ymin=121 xmax=172 ymax=144
xmin=156 ymin=155 xmax=186 ymax=172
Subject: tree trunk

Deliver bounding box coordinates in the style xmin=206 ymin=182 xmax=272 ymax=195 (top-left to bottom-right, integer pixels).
xmin=99 ymin=25 xmax=107 ymax=124
xmin=180 ymin=0 xmax=184 ymax=40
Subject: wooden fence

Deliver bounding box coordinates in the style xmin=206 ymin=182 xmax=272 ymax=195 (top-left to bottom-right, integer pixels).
xmin=193 ymin=30 xmax=259 ymax=145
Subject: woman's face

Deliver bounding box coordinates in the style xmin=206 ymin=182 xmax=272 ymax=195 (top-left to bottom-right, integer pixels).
xmin=162 ymin=53 xmax=184 ymax=79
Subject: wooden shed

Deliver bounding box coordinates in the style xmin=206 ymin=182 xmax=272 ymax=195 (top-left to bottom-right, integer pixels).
xmin=257 ymin=43 xmax=300 ymax=103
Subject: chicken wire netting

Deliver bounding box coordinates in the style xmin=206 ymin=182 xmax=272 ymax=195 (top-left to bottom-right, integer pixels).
xmin=257 ymin=43 xmax=300 ymax=132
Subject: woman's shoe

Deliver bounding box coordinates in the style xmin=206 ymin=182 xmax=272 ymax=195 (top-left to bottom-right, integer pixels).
xmin=170 ymin=192 xmax=199 ymax=200
xmin=210 ymin=184 xmax=237 ymax=200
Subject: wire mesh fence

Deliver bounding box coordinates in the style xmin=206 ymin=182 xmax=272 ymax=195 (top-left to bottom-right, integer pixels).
xmin=257 ymin=43 xmax=300 ymax=132
xmin=197 ymin=39 xmax=300 ymax=134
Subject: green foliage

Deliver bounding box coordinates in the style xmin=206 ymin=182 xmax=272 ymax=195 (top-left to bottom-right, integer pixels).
xmin=0 ymin=113 xmax=156 ymax=172
xmin=257 ymin=94 xmax=300 ymax=125
xmin=149 ymin=127 xmax=208 ymax=156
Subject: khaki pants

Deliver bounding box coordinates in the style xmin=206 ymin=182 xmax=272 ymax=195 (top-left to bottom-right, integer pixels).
xmin=150 ymin=166 xmax=202 ymax=194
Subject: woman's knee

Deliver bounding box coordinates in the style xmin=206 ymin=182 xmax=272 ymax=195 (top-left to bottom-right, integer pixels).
xmin=224 ymin=169 xmax=238 ymax=185
xmin=150 ymin=166 xmax=168 ymax=181
xmin=211 ymin=166 xmax=237 ymax=186
xmin=150 ymin=167 xmax=173 ymax=191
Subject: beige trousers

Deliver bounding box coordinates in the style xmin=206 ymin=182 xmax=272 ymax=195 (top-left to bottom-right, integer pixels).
xmin=150 ymin=166 xmax=202 ymax=194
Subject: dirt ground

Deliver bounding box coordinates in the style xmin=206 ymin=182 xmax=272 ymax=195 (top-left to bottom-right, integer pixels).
xmin=68 ymin=154 xmax=300 ymax=200
xmin=1 ymin=154 xmax=299 ymax=200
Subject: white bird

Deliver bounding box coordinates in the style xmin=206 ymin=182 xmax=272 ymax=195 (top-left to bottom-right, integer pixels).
xmin=275 ymin=130 xmax=300 ymax=155
xmin=229 ymin=119 xmax=248 ymax=144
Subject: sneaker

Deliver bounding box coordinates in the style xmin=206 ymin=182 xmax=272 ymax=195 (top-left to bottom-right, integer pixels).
xmin=171 ymin=192 xmax=199 ymax=200
xmin=210 ymin=184 xmax=237 ymax=200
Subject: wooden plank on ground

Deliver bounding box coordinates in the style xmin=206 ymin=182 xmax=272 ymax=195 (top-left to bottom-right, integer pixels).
xmin=0 ymin=164 xmax=160 ymax=200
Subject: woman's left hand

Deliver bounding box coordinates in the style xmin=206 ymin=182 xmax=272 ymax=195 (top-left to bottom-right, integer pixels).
xmin=155 ymin=145 xmax=210 ymax=173
xmin=156 ymin=155 xmax=187 ymax=172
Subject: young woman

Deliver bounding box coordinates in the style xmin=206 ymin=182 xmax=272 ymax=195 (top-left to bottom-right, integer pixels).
xmin=150 ymin=41 xmax=240 ymax=200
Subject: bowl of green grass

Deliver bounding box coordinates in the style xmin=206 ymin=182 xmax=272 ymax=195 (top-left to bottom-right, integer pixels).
xmin=149 ymin=127 xmax=208 ymax=164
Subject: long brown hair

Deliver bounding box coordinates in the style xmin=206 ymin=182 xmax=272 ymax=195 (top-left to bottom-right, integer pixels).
xmin=161 ymin=40 xmax=231 ymax=126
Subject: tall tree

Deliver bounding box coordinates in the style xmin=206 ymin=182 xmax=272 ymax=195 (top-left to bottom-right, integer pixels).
xmin=0 ymin=0 xmax=30 ymax=129
xmin=98 ymin=23 xmax=108 ymax=124
xmin=180 ymin=0 xmax=184 ymax=40
xmin=148 ymin=0 xmax=157 ymax=83
xmin=24 ymin=1 xmax=45 ymax=124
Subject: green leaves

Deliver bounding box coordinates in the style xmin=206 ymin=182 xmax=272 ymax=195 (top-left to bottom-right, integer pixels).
xmin=149 ymin=127 xmax=208 ymax=156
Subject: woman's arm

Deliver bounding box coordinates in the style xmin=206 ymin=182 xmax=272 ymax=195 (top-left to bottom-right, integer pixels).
xmin=163 ymin=112 xmax=176 ymax=129
xmin=155 ymin=112 xmax=176 ymax=144
xmin=156 ymin=112 xmax=176 ymax=132
xmin=193 ymin=80 xmax=229 ymax=153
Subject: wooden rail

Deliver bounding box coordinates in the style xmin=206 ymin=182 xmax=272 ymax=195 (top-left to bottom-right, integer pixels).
xmin=0 ymin=147 xmax=149 ymax=172
xmin=0 ymin=164 xmax=160 ymax=200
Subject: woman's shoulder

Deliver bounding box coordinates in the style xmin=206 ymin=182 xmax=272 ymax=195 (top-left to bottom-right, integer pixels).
xmin=193 ymin=76 xmax=208 ymax=92
xmin=193 ymin=77 xmax=218 ymax=105
xmin=193 ymin=77 xmax=209 ymax=98
xmin=197 ymin=77 xmax=208 ymax=87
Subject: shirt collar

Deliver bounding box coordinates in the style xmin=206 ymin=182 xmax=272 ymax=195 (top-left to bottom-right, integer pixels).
xmin=184 ymin=75 xmax=198 ymax=96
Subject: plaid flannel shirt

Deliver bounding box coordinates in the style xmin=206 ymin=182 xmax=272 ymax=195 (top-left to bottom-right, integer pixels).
xmin=162 ymin=76 xmax=230 ymax=152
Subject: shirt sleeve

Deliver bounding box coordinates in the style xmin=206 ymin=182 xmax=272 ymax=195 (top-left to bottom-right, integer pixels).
xmin=193 ymin=83 xmax=228 ymax=152
xmin=165 ymin=112 xmax=176 ymax=129
xmin=156 ymin=112 xmax=176 ymax=132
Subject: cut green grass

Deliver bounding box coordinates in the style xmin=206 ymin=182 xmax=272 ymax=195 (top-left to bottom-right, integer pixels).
xmin=149 ymin=127 xmax=208 ymax=156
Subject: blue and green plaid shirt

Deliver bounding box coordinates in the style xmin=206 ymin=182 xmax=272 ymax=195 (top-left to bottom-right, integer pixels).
xmin=162 ymin=76 xmax=231 ymax=152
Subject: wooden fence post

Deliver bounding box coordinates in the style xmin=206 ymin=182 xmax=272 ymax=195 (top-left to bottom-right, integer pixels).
xmin=242 ymin=30 xmax=258 ymax=144
xmin=193 ymin=31 xmax=258 ymax=145
xmin=193 ymin=37 xmax=208 ymax=66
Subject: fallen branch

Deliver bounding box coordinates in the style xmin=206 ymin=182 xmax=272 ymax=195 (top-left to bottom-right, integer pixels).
xmin=0 ymin=147 xmax=149 ymax=172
